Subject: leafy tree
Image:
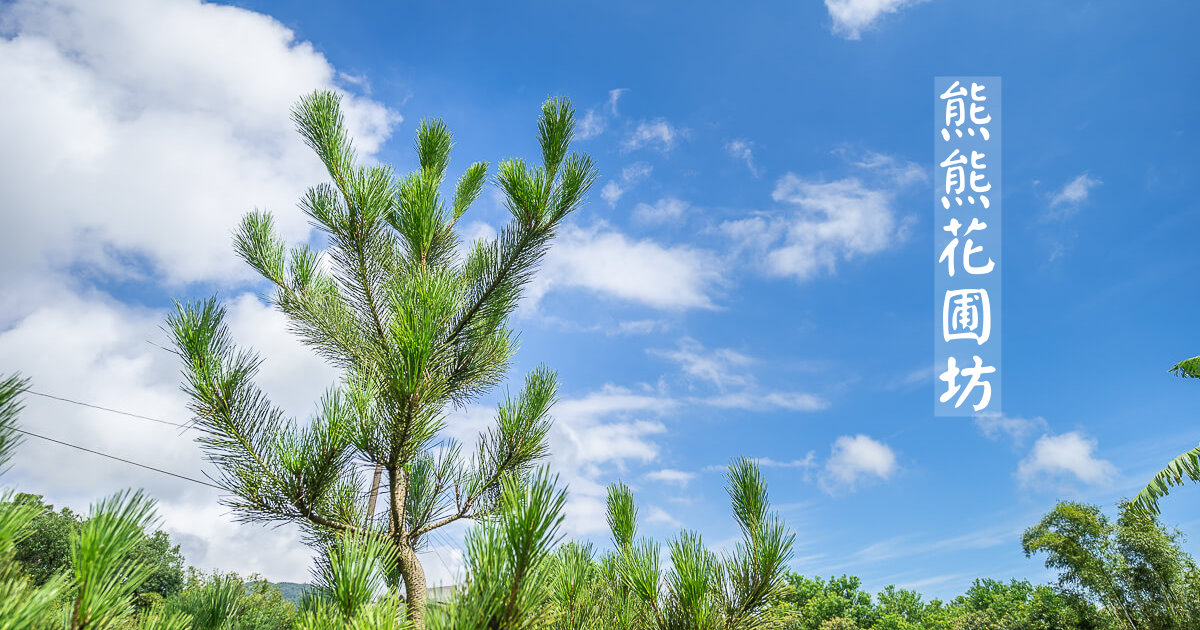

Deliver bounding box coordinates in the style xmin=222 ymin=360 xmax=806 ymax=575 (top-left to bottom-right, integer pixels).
xmin=167 ymin=89 xmax=596 ymax=628
xmin=164 ymin=570 xmax=299 ymax=630
xmin=7 ymin=493 xmax=79 ymax=586
xmin=1023 ymin=500 xmax=1200 ymax=630
xmin=778 ymin=575 xmax=877 ymax=630
xmin=1 ymin=493 xmax=185 ymax=607
xmin=1132 ymin=355 xmax=1200 ymax=516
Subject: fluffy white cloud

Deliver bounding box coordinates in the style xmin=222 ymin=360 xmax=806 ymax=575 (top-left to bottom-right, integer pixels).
xmin=1018 ymin=432 xmax=1116 ymax=485
xmin=623 ymin=119 xmax=681 ymax=152
xmin=633 ymin=197 xmax=690 ymax=223
xmin=0 ymin=0 xmax=397 ymax=288
xmin=824 ymin=0 xmax=927 ymax=40
xmin=645 ymin=468 xmax=696 ymax=487
xmin=822 ymin=434 xmax=898 ymax=491
xmin=529 ymin=224 xmax=723 ymax=310
xmin=0 ymin=0 xmax=398 ymax=584
xmin=722 ymin=153 xmax=921 ymax=281
xmin=0 ymin=288 xmax=340 ymax=581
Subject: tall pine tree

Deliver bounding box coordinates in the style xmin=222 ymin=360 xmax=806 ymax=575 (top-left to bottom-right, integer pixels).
xmin=168 ymin=90 xmax=596 ymax=628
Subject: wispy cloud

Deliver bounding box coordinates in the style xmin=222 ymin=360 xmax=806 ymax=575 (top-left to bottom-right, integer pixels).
xmin=578 ymin=87 xmax=629 ymax=139
xmin=608 ymin=88 xmax=627 ymax=116
xmin=650 ymin=338 xmax=754 ymax=390
xmin=651 ymin=338 xmax=829 ymax=412
xmin=645 ymin=468 xmax=696 ymax=487
xmin=722 ymin=151 xmax=922 ymax=282
xmin=1047 ymin=173 xmax=1102 ymax=218
xmin=974 ymin=412 xmax=1048 ymax=445
xmin=633 ymin=197 xmax=690 ymax=223
xmin=703 ymin=391 xmax=829 ymax=412
xmin=601 ymin=162 xmax=653 ymax=206
xmin=726 ymin=139 xmax=761 ymax=177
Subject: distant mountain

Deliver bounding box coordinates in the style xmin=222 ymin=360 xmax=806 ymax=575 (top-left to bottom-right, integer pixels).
xmin=259 ymin=581 xmax=458 ymax=605
xmin=266 ymin=582 xmax=311 ymax=604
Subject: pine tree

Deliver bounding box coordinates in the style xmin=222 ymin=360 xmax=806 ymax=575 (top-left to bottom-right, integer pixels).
xmin=168 ymin=90 xmax=597 ymax=628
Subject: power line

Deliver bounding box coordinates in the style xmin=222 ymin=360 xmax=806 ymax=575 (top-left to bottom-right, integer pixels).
xmin=14 ymin=427 xmax=221 ymax=490
xmin=26 ymin=390 xmax=192 ymax=430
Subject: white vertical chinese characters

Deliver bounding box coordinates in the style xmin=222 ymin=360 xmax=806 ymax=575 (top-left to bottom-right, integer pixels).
xmin=935 ymin=78 xmax=1001 ymax=415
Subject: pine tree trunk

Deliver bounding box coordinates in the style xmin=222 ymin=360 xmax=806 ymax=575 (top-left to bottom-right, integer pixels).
xmin=399 ymin=544 xmax=428 ymax=629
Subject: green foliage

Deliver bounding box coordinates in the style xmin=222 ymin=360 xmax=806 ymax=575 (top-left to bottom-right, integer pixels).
xmin=1 ymin=493 xmax=185 ymax=609
xmin=168 ymin=89 xmax=595 ymax=628
xmin=765 ymin=573 xmax=1110 ymax=630
xmin=0 ymin=373 xmax=29 ymax=472
xmin=776 ymin=575 xmax=877 ymax=630
xmin=1023 ymin=500 xmax=1200 ymax=630
xmin=1131 ymin=355 xmax=1200 ymax=516
xmin=535 ymin=458 xmax=794 ymax=630
xmin=429 ymin=467 xmax=566 ymax=630
xmin=163 ymin=571 xmax=297 ymax=630
xmin=7 ymin=493 xmax=79 ymax=587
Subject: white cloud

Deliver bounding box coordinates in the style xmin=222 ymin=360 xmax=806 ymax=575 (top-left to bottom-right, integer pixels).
xmin=633 ymin=197 xmax=690 ymax=223
xmin=623 ymin=119 xmax=681 ymax=152
xmin=726 ymin=139 xmax=760 ymax=176
xmin=442 ymin=383 xmax=674 ymax=537
xmin=600 ymin=162 xmax=653 ymax=206
xmin=1048 ymin=173 xmax=1101 ymax=214
xmin=0 ymin=0 xmax=398 ymax=584
xmin=0 ymin=0 xmax=397 ymax=288
xmin=822 ymin=434 xmax=898 ymax=491
xmin=645 ymin=468 xmax=696 ymax=487
xmin=824 ymin=0 xmax=927 ymax=40
xmin=529 ymin=224 xmax=723 ymax=310
xmin=754 ymin=453 xmax=817 ymax=469
xmin=974 ymin=412 xmax=1048 ymax=445
xmin=578 ymin=108 xmax=606 ymax=140
xmin=608 ymin=88 xmax=627 ymax=116
xmin=1018 ymin=432 xmax=1116 ymax=485
xmin=650 ymin=338 xmax=753 ymax=389
xmin=0 ymin=288 xmax=340 ymax=582
xmin=703 ymin=391 xmax=829 ymax=412
xmin=577 ymin=88 xmax=628 ymax=140
xmin=650 ymin=338 xmax=829 ymax=412
xmin=646 ymin=506 xmax=682 ymax=528
xmin=722 ymin=153 xmax=920 ymax=281
xmin=633 ymin=199 xmax=691 ymax=225
xmin=543 ymin=386 xmax=674 ymax=535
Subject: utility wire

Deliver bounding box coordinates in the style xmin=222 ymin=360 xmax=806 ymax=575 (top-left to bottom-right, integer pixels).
xmin=24 ymin=388 xmax=465 ymax=579
xmin=14 ymin=427 xmax=221 ymax=490
xmin=26 ymin=390 xmax=192 ymax=429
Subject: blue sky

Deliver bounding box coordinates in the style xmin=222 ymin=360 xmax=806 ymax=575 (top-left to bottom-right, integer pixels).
xmin=1 ymin=0 xmax=1198 ymax=599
